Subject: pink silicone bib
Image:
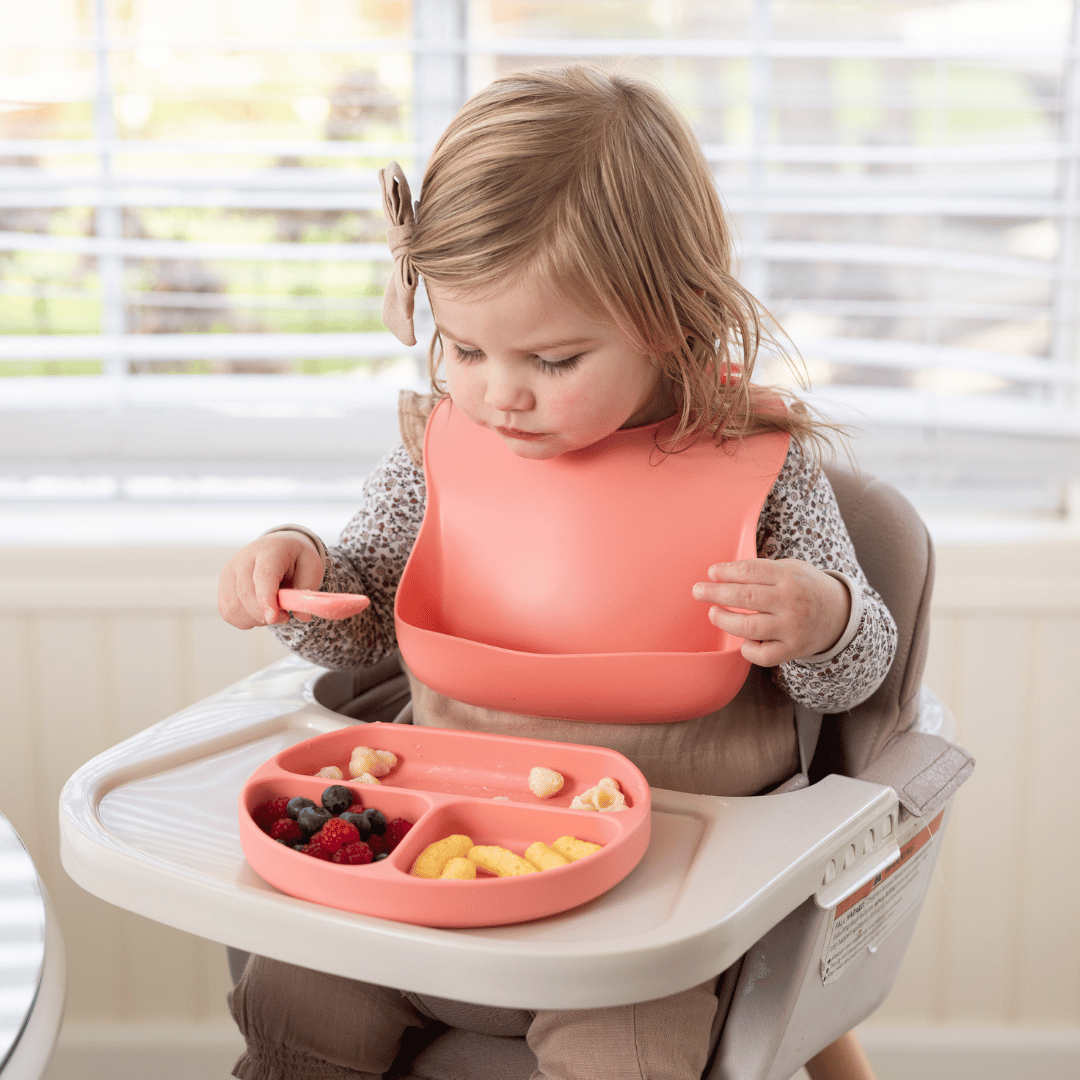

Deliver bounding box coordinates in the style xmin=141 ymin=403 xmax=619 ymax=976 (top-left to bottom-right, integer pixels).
xmin=395 ymin=400 xmax=789 ymax=722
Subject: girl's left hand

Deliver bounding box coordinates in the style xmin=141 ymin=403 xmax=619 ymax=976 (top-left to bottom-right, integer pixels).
xmin=692 ymin=558 xmax=850 ymax=667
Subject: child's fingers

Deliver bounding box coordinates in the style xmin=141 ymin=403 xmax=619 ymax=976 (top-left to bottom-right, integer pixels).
xmin=251 ymin=553 xmax=291 ymax=624
xmin=705 ymin=603 xmax=782 ymax=643
xmin=706 ymin=559 xmax=784 ymax=585
xmin=739 ymin=638 xmax=791 ymax=667
xmin=692 ymin=579 xmax=777 ymax=613
xmin=275 ymin=541 xmax=325 ymax=623
xmin=219 ymin=533 xmax=327 ymax=630
xmin=699 ymin=558 xmax=851 ymax=663
xmin=252 ymin=555 xmax=318 ymax=624
xmin=218 ymin=557 xmax=264 ymax=629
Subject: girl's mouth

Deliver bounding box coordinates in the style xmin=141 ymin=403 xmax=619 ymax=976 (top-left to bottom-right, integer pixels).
xmin=495 ymin=426 xmax=547 ymax=441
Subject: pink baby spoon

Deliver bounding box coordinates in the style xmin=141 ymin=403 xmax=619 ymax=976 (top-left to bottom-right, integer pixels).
xmin=277 ymin=589 xmax=370 ymax=620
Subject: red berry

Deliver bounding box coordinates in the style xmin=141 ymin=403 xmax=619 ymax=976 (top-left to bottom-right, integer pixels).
xmin=345 ymin=801 xmax=365 ymax=815
xmin=269 ymin=818 xmax=303 ymax=843
xmin=384 ymin=818 xmax=412 ymax=851
xmin=312 ymin=817 xmax=359 ymax=855
xmin=332 ymin=841 xmax=374 ymax=865
xmin=301 ymin=843 xmax=332 ymax=861
xmin=253 ymin=796 xmax=291 ymax=830
xmin=367 ymin=833 xmax=388 ymax=856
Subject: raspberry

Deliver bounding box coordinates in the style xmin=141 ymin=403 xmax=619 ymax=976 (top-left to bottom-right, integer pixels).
xmin=269 ymin=818 xmax=303 ymax=843
xmin=367 ymin=832 xmax=388 ymax=856
xmin=301 ymin=843 xmax=332 ymax=861
xmin=312 ymin=817 xmax=360 ymax=855
xmin=345 ymin=801 xmax=365 ymax=815
xmin=384 ymin=818 xmax=412 ymax=851
xmin=253 ymin=796 xmax=291 ymax=830
xmin=332 ymin=841 xmax=374 ymax=865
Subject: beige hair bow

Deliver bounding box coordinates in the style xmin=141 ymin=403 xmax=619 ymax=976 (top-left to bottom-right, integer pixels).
xmin=379 ymin=161 xmax=418 ymax=346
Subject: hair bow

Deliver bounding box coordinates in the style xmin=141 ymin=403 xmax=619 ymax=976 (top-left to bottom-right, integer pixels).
xmin=379 ymin=161 xmax=418 ymax=346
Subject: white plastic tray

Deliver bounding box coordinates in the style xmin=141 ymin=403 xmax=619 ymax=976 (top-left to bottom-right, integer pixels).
xmin=59 ymin=655 xmax=900 ymax=1009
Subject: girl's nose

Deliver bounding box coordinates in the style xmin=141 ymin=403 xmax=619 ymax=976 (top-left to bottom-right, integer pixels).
xmin=484 ymin=365 xmax=534 ymax=413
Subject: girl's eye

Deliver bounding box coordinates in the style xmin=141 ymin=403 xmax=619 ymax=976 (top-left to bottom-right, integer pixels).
xmin=450 ymin=343 xmax=484 ymax=363
xmin=535 ymin=353 xmax=583 ymax=375
xmin=448 ymin=341 xmax=583 ymax=374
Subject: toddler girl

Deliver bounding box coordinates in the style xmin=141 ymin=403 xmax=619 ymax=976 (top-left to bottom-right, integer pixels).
xmin=220 ymin=63 xmax=896 ymax=1080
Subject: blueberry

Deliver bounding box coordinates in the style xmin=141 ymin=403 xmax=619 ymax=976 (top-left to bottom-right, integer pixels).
xmin=358 ymin=808 xmax=386 ymax=836
xmin=287 ymin=796 xmax=316 ymax=821
xmin=373 ymin=852 xmax=389 ymax=861
xmin=297 ymin=805 xmax=331 ymax=835
xmin=339 ymin=811 xmax=371 ymax=840
xmin=321 ymin=785 xmax=353 ymax=815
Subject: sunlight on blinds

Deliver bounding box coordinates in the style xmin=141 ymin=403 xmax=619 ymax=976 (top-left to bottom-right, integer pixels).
xmin=1 ymin=0 xmax=1078 ymax=527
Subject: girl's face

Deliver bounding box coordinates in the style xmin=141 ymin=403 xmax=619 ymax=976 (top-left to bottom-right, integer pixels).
xmin=427 ymin=276 xmax=669 ymax=460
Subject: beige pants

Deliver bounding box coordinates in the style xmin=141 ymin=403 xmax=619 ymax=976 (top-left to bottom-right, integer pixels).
xmin=229 ymin=954 xmax=720 ymax=1080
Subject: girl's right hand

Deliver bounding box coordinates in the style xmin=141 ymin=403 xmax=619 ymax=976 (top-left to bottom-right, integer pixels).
xmin=218 ymin=531 xmax=325 ymax=629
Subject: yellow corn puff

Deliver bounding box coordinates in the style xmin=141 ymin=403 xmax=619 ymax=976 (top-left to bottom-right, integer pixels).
xmin=316 ymin=765 xmax=344 ymax=779
xmin=467 ymin=845 xmax=538 ymax=877
xmin=348 ymin=749 xmax=376 ymax=779
xmin=410 ymin=834 xmax=474 ymax=878
xmin=438 ymin=857 xmax=476 ymax=880
xmin=349 ymin=746 xmax=397 ymax=779
xmin=551 ymin=835 xmax=602 ymax=862
xmin=528 ymin=767 xmax=564 ymax=799
xmin=569 ymin=777 xmax=626 ymax=812
xmin=373 ymin=749 xmax=398 ymax=776
xmin=524 ymin=841 xmax=570 ymax=872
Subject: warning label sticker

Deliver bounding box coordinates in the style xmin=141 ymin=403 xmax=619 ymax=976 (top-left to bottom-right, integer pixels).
xmin=820 ymin=811 xmax=944 ymax=985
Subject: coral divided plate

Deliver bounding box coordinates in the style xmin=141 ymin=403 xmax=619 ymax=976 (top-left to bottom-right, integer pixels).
xmin=239 ymin=724 xmax=652 ymax=928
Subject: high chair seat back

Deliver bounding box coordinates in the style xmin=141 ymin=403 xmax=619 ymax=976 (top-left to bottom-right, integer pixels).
xmin=819 ymin=466 xmax=934 ymax=776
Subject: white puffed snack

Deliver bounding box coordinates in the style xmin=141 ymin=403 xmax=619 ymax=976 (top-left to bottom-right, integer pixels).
xmin=528 ymin=767 xmax=564 ymax=799
xmin=316 ymin=765 xmax=344 ymax=780
xmin=349 ymin=745 xmax=397 ymax=779
xmin=569 ymin=776 xmax=626 ymax=812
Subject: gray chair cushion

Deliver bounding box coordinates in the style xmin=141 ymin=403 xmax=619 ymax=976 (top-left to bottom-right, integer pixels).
xmin=821 ymin=465 xmax=935 ymax=777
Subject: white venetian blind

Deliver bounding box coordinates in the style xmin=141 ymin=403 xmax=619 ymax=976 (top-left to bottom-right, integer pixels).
xmin=1 ymin=0 xmax=1078 ymax=528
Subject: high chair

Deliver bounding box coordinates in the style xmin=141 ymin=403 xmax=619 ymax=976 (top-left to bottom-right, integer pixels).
xmin=58 ymin=465 xmax=973 ymax=1080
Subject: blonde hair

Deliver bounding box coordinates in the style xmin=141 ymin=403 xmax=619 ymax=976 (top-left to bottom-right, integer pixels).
xmin=409 ymin=63 xmax=828 ymax=456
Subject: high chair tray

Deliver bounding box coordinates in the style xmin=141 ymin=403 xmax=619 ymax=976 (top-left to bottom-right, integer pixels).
xmin=241 ymin=724 xmax=651 ymax=927
xmin=60 ymin=656 xmax=900 ymax=1010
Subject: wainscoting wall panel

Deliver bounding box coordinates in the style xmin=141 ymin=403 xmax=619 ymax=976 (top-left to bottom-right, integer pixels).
xmin=2 ymin=541 xmax=1078 ymax=1068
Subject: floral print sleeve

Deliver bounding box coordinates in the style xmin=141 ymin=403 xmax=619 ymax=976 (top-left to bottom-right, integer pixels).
xmin=758 ymin=441 xmax=898 ymax=712
xmin=273 ymin=435 xmax=896 ymax=713
xmin=271 ymin=444 xmax=426 ymax=669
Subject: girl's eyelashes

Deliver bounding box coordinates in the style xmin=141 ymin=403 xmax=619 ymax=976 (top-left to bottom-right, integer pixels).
xmin=449 ymin=343 xmax=484 ymax=363
xmin=448 ymin=342 xmax=584 ymax=374
xmin=536 ymin=353 xmax=583 ymax=375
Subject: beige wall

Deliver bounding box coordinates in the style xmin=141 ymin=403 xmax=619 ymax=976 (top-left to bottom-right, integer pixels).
xmin=2 ymin=541 xmax=1078 ymax=1044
